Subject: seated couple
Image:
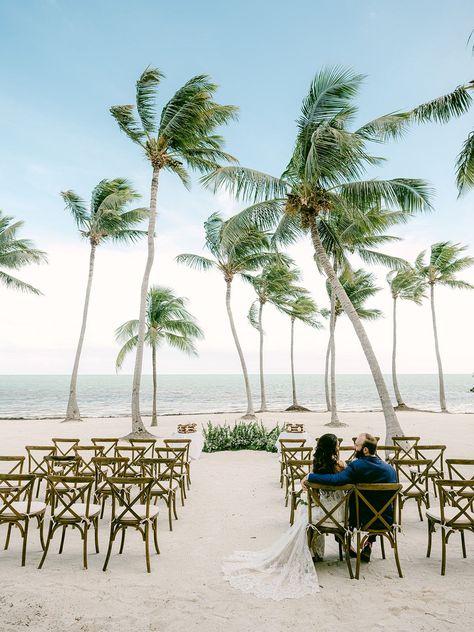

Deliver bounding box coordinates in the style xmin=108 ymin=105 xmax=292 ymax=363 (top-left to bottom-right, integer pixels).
xmin=222 ymin=432 xmax=396 ymax=601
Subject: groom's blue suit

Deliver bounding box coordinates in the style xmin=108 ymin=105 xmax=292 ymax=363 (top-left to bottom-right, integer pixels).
xmin=307 ymin=455 xmax=397 ymax=527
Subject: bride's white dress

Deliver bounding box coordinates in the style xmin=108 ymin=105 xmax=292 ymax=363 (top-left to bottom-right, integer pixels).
xmin=222 ymin=489 xmax=345 ymax=601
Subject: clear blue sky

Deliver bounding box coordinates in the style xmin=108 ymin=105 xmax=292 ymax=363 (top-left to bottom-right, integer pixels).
xmin=0 ymin=0 xmax=473 ymax=375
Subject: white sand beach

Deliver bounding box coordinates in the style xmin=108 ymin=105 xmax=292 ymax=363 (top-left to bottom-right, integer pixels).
xmin=0 ymin=410 xmax=473 ymax=632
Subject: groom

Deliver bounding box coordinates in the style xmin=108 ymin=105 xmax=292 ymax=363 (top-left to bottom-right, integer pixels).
xmin=301 ymin=432 xmax=397 ymax=562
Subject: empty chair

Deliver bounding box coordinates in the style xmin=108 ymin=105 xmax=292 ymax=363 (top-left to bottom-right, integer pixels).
xmin=164 ymin=439 xmax=192 ymax=488
xmin=130 ymin=438 xmax=157 ymax=460
xmin=51 ymin=438 xmax=80 ymax=456
xmin=73 ymin=445 xmax=105 ymax=476
xmin=102 ymin=476 xmax=159 ymax=573
xmin=287 ymin=459 xmax=313 ymax=526
xmin=375 ymin=445 xmax=401 ymax=464
xmin=278 ymin=438 xmax=307 ymax=487
xmin=45 ymin=455 xmax=81 ymax=476
xmin=91 ymin=438 xmax=119 ymax=457
xmin=26 ymin=445 xmax=57 ymax=497
xmin=414 ymin=445 xmax=446 ymax=496
xmin=92 ymin=457 xmax=130 ymax=518
xmin=392 ymin=436 xmax=420 ymax=460
xmin=155 ymin=447 xmax=188 ymax=506
xmin=114 ymin=445 xmax=146 ymax=477
xmin=280 ymin=446 xmax=313 ymax=504
xmin=38 ymin=475 xmax=101 ymax=570
xmin=393 ymin=458 xmax=432 ymax=522
xmin=140 ymin=458 xmax=179 ymax=530
xmin=0 ymin=456 xmax=25 ymax=475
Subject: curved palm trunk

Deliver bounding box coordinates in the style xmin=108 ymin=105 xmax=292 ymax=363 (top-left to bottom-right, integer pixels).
xmin=64 ymin=242 xmax=97 ymax=422
xmin=225 ymin=280 xmax=255 ymax=419
xmin=309 ymin=218 xmax=403 ymax=443
xmin=392 ymin=297 xmax=406 ymax=409
xmin=430 ymin=283 xmax=447 ymax=412
xmin=258 ymin=300 xmax=267 ymax=412
xmin=326 ymin=308 xmax=346 ymax=427
xmin=151 ymin=344 xmax=158 ymax=427
xmin=324 ymin=333 xmax=331 ymax=411
xmin=128 ymin=168 xmax=160 ymax=438
xmin=290 ymin=317 xmax=298 ymax=407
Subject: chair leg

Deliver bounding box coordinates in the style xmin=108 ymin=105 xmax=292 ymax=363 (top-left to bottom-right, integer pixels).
xmin=289 ymin=495 xmax=295 ymax=526
xmin=426 ymin=519 xmax=434 ymax=558
xmin=441 ymin=527 xmax=447 ymax=576
xmin=119 ymin=528 xmax=126 ymax=554
xmin=100 ymin=497 xmax=106 ymax=519
xmin=38 ymin=515 xmax=46 ymax=550
xmin=144 ymin=523 xmax=151 ymax=573
xmin=417 ymin=499 xmax=423 ymax=522
xmin=167 ymin=499 xmax=173 ymax=531
xmin=94 ymin=518 xmax=100 ymax=554
xmin=344 ymin=535 xmax=354 ymax=580
xmin=4 ymin=523 xmax=12 ymax=550
xmin=393 ymin=534 xmax=403 ymax=578
xmin=338 ymin=540 xmax=343 ymax=562
xmin=153 ymin=520 xmax=160 ymax=555
xmin=380 ymin=535 xmax=386 ymax=560
xmin=102 ymin=524 xmax=116 ymax=572
xmin=355 ymin=531 xmax=361 ymax=580
xmin=82 ymin=527 xmax=88 ymax=570
xmin=59 ymin=526 xmax=66 ymax=554
xmin=461 ymin=530 xmax=467 ymax=558
xmin=21 ymin=518 xmax=29 ymax=567
xmin=38 ymin=522 xmax=54 ymax=569
xmin=172 ymin=494 xmax=178 ymax=520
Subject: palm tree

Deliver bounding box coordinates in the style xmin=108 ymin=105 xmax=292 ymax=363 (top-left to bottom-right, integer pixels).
xmin=247 ymin=262 xmax=302 ymax=411
xmin=325 ymin=269 xmax=382 ymax=427
xmin=0 ymin=211 xmax=47 ymax=294
xmin=111 ymin=67 xmax=237 ymax=436
xmin=415 ymin=242 xmax=474 ymax=412
xmin=387 ymin=266 xmax=425 ymax=409
xmin=176 ymin=212 xmax=281 ymax=419
xmin=115 ymin=286 xmax=203 ymax=426
xmin=204 ymin=67 xmax=432 ymax=441
xmin=62 ymin=179 xmax=147 ymax=422
xmin=283 ymin=292 xmax=322 ymax=411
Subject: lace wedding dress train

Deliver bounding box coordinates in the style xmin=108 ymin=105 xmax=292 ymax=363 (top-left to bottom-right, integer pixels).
xmin=222 ymin=490 xmax=345 ymax=601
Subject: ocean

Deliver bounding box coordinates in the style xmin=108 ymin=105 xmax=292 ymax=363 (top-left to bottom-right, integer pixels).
xmin=0 ymin=374 xmax=473 ymax=418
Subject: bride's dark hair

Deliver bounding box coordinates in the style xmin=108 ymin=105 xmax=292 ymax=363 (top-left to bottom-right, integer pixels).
xmin=313 ymin=433 xmax=339 ymax=474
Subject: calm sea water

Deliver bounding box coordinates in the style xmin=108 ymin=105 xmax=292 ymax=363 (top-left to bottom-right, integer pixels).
xmin=0 ymin=374 xmax=473 ymax=418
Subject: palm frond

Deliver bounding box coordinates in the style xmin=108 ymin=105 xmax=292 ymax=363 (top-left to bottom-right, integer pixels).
xmin=0 ymin=270 xmax=42 ymax=295
xmin=201 ymin=166 xmax=288 ymax=204
xmin=115 ymin=335 xmax=139 ymax=371
xmin=110 ymin=105 xmax=145 ymax=145
xmin=136 ymin=66 xmax=163 ymax=134
xmin=175 ymin=253 xmax=217 ymax=271
xmin=411 ymin=85 xmax=473 ymax=124
xmin=61 ymin=190 xmax=89 ymax=229
xmin=456 ymin=131 xmax=474 ymax=195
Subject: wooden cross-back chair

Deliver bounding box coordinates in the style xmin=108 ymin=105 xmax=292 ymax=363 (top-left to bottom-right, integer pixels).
xmin=278 ymin=438 xmax=307 ymax=487
xmin=51 ymin=438 xmax=80 ymax=456
xmin=73 ymin=445 xmax=105 ymax=476
xmin=339 ymin=446 xmax=357 ymax=463
xmin=25 ymin=445 xmax=57 ymax=497
xmin=306 ymin=482 xmax=354 ymax=579
xmin=92 ymin=457 xmax=130 ymax=518
xmin=140 ymin=458 xmax=179 ymax=531
xmin=114 ymin=445 xmax=146 ymax=476
xmin=352 ymin=483 xmax=403 ymax=580
xmin=375 ymin=445 xmax=401 ymax=464
xmin=427 ymin=479 xmax=474 ymax=575
xmin=102 ymin=476 xmax=159 ymax=573
xmin=446 ymin=460 xmax=474 ymax=506
xmin=130 ymin=438 xmax=157 ymax=460
xmin=393 ymin=458 xmax=432 ymax=522
xmin=164 ymin=439 xmax=192 ymax=489
xmin=155 ymin=447 xmax=187 ymax=506
xmin=414 ymin=445 xmax=446 ymax=496
xmin=0 ymin=474 xmax=46 ymax=566
xmin=0 ymin=457 xmax=26 ymax=496
xmin=287 ymin=459 xmax=313 ymax=526
xmin=91 ymin=438 xmax=119 ymax=457
xmin=392 ymin=436 xmax=420 ymax=460
xmin=281 ymin=446 xmax=313 ymax=502
xmin=38 ymin=475 xmax=100 ymax=570
xmin=45 ymin=455 xmax=81 ymax=476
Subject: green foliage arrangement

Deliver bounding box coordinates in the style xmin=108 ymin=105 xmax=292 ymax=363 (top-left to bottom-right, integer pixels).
xmin=202 ymin=421 xmax=283 ymax=453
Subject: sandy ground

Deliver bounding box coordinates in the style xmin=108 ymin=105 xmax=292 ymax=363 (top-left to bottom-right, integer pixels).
xmin=0 ymin=410 xmax=473 ymax=632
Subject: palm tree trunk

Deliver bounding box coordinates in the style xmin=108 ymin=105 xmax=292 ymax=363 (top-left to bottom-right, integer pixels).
xmin=324 ymin=333 xmax=331 ymax=411
xmin=309 ymin=217 xmax=403 ymax=443
xmin=258 ymin=300 xmax=267 ymax=412
xmin=290 ymin=317 xmax=298 ymax=407
xmin=64 ymin=242 xmax=97 ymax=422
xmin=151 ymin=345 xmax=158 ymax=427
xmin=225 ymin=280 xmax=255 ymax=419
xmin=128 ymin=168 xmax=160 ymax=437
xmin=430 ymin=283 xmax=447 ymax=412
xmin=326 ymin=311 xmax=346 ymax=427
xmin=392 ymin=297 xmax=406 ymax=409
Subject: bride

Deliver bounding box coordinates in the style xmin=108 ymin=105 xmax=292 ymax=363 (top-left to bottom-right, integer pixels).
xmin=222 ymin=434 xmax=346 ymax=600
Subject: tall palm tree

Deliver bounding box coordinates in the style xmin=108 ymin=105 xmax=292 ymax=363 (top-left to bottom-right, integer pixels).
xmin=387 ymin=266 xmax=425 ymax=409
xmin=111 ymin=67 xmax=237 ymax=436
xmin=247 ymin=262 xmax=302 ymax=411
xmin=283 ymin=292 xmax=322 ymax=411
xmin=62 ymin=179 xmax=147 ymax=422
xmin=176 ymin=212 xmax=281 ymax=419
xmin=0 ymin=211 xmax=47 ymax=294
xmin=115 ymin=286 xmax=203 ymax=426
xmin=325 ymin=269 xmax=382 ymax=427
xmin=204 ymin=67 xmax=432 ymax=441
xmin=415 ymin=242 xmax=474 ymax=411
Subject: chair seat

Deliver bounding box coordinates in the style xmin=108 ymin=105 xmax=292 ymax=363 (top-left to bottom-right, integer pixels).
xmin=1 ymin=501 xmax=47 ymax=517
xmin=151 ymin=480 xmax=179 ymax=495
xmin=53 ymin=503 xmax=102 ymax=520
xmin=115 ymin=504 xmax=159 ymax=523
xmin=426 ymin=506 xmax=474 ymax=525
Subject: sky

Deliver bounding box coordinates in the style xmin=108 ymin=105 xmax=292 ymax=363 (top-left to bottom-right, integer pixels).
xmin=0 ymin=0 xmax=473 ymax=375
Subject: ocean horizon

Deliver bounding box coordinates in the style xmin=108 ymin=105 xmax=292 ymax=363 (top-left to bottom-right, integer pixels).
xmin=1 ymin=373 xmax=473 ymax=418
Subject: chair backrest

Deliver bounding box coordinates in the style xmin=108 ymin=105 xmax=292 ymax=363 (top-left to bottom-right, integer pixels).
xmin=155 ymin=447 xmax=187 ymax=475
xmin=375 ymin=445 xmax=401 ymax=464
xmin=392 ymin=436 xmax=420 ymax=459
xmin=140 ymin=458 xmax=177 ymax=493
xmin=45 ymin=455 xmax=81 ymax=476
xmin=0 ymin=456 xmax=25 ymax=475
xmin=25 ymin=446 xmax=57 ymax=476
xmin=436 ymin=479 xmax=474 ymax=528
xmin=278 ymin=438 xmax=306 ymax=450
xmin=51 ymin=438 xmax=80 ymax=456
xmin=351 ymin=436 xmax=380 ymax=444
xmin=47 ymin=475 xmax=95 ymax=521
xmin=339 ymin=446 xmax=356 ymax=463
xmin=306 ymin=483 xmax=354 ymax=531
xmin=446 ymin=459 xmax=474 ymax=481
xmin=73 ymin=446 xmax=105 ymax=475
xmin=353 ymin=483 xmax=402 ymax=532
xmin=393 ymin=459 xmax=432 ymax=496
xmin=130 ymin=438 xmax=157 ymax=459
xmin=163 ymin=439 xmax=191 ymax=462
xmin=106 ymin=476 xmax=154 ymax=523
xmin=92 ymin=457 xmax=130 ymax=487
xmin=0 ymin=474 xmax=35 ymax=519
xmin=287 ymin=459 xmax=313 ymax=492
xmin=414 ymin=445 xmax=446 ymax=477
xmin=281 ymin=446 xmax=313 ymax=466
xmin=114 ymin=445 xmax=146 ymax=474
xmin=91 ymin=438 xmax=119 ymax=457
